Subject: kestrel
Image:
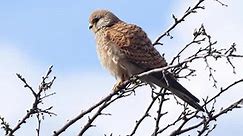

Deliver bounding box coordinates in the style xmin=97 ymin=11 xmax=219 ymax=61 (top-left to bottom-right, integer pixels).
xmin=89 ymin=9 xmax=204 ymax=111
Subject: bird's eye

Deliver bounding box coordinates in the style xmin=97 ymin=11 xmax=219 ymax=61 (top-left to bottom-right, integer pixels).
xmin=92 ymin=17 xmax=100 ymax=24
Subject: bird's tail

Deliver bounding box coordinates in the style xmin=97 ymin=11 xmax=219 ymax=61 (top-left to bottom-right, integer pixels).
xmin=145 ymin=71 xmax=204 ymax=111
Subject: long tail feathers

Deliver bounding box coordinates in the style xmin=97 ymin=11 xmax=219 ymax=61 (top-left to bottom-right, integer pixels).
xmin=146 ymin=71 xmax=204 ymax=111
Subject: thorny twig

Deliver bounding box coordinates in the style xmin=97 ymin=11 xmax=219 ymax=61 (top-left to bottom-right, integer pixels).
xmin=53 ymin=91 xmax=118 ymax=136
xmin=0 ymin=116 xmax=11 ymax=135
xmin=77 ymin=90 xmax=136 ymax=136
xmin=0 ymin=66 xmax=56 ymax=136
xmin=129 ymin=89 xmax=166 ymax=136
xmin=128 ymin=90 xmax=175 ymax=136
xmin=168 ymin=79 xmax=243 ymax=136
xmin=214 ymin=0 xmax=228 ymax=7
xmin=152 ymin=89 xmax=168 ymax=136
xmin=53 ymin=83 xmax=139 ymax=136
xmin=36 ymin=113 xmax=41 ymax=136
xmin=153 ymin=0 xmax=205 ymax=46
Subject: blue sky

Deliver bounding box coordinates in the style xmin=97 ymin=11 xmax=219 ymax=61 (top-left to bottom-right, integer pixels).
xmin=0 ymin=0 xmax=174 ymax=72
xmin=0 ymin=0 xmax=243 ymax=136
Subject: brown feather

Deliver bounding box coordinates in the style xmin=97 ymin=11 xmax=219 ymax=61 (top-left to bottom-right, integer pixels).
xmin=89 ymin=10 xmax=204 ymax=111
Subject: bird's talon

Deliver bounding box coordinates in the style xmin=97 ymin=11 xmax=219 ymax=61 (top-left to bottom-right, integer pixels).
xmin=112 ymin=81 xmax=123 ymax=92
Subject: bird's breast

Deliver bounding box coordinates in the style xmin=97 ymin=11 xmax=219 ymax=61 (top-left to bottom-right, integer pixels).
xmin=95 ymin=32 xmax=128 ymax=80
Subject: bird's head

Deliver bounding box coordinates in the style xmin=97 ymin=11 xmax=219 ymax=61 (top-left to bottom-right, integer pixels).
xmin=89 ymin=10 xmax=120 ymax=33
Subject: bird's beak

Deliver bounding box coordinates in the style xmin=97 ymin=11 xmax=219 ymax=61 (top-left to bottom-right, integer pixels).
xmin=89 ymin=24 xmax=93 ymax=29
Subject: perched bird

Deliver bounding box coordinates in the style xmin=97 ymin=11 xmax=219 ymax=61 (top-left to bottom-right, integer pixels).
xmin=89 ymin=9 xmax=204 ymax=111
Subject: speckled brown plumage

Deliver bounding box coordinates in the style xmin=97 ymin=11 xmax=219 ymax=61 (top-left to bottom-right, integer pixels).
xmin=89 ymin=10 xmax=204 ymax=111
xmin=106 ymin=22 xmax=167 ymax=69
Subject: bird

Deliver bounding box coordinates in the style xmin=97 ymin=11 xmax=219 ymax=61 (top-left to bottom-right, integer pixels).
xmin=88 ymin=9 xmax=204 ymax=111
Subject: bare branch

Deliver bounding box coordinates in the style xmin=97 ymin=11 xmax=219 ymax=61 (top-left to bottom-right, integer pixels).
xmin=16 ymin=73 xmax=36 ymax=97
xmin=6 ymin=66 xmax=56 ymax=136
xmin=53 ymin=91 xmax=118 ymax=136
xmin=152 ymin=89 xmax=167 ymax=136
xmin=36 ymin=113 xmax=41 ymax=136
xmin=214 ymin=0 xmax=228 ymax=7
xmin=129 ymin=91 xmax=160 ymax=136
xmin=153 ymin=0 xmax=206 ymax=46
xmin=204 ymin=79 xmax=243 ymax=106
xmin=77 ymin=91 xmax=131 ymax=136
xmin=0 ymin=116 xmax=12 ymax=135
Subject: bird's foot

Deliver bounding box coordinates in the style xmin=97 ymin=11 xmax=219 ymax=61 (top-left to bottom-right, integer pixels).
xmin=112 ymin=81 xmax=123 ymax=92
xmin=112 ymin=80 xmax=128 ymax=92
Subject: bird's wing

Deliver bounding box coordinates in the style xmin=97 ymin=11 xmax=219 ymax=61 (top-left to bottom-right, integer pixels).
xmin=105 ymin=22 xmax=167 ymax=70
xmin=105 ymin=22 xmax=203 ymax=111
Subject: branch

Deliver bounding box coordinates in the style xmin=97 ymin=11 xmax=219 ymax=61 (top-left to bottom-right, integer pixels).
xmin=6 ymin=66 xmax=56 ymax=136
xmin=153 ymin=0 xmax=205 ymax=46
xmin=129 ymin=91 xmax=160 ymax=136
xmin=16 ymin=73 xmax=36 ymax=97
xmin=212 ymin=98 xmax=243 ymax=119
xmin=214 ymin=0 xmax=228 ymax=7
xmin=204 ymin=79 xmax=243 ymax=106
xmin=77 ymin=102 xmax=110 ymax=136
xmin=152 ymin=89 xmax=168 ymax=136
xmin=77 ymin=91 xmax=133 ymax=135
xmin=53 ymin=91 xmax=118 ymax=136
xmin=36 ymin=113 xmax=41 ymax=136
xmin=168 ymin=79 xmax=243 ymax=136
xmin=0 ymin=116 xmax=11 ymax=135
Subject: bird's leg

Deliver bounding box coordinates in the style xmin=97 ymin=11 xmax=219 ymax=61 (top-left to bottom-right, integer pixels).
xmin=112 ymin=81 xmax=121 ymax=92
xmin=112 ymin=80 xmax=125 ymax=92
xmin=113 ymin=74 xmax=131 ymax=92
xmin=112 ymin=73 xmax=131 ymax=92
